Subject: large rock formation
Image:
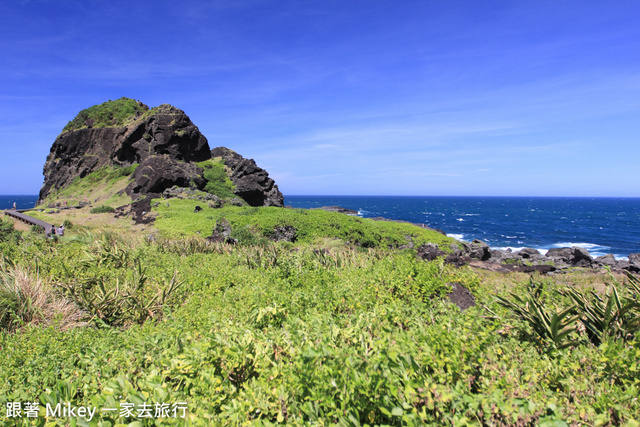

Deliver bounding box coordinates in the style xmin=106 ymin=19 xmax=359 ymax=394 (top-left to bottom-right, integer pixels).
xmin=39 ymin=101 xmax=210 ymax=203
xmin=38 ymin=99 xmax=284 ymax=207
xmin=211 ymin=147 xmax=284 ymax=207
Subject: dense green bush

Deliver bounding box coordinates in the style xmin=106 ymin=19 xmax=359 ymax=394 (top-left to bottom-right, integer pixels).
xmin=90 ymin=205 xmax=116 ymax=214
xmin=0 ymin=218 xmax=21 ymax=244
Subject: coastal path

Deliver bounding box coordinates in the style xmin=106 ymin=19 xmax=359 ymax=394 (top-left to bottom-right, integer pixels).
xmin=3 ymin=209 xmax=54 ymax=232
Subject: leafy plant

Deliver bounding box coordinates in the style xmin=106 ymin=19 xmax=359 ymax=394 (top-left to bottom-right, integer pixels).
xmin=496 ymin=278 xmax=581 ymax=351
xmin=563 ymin=271 xmax=640 ymax=345
xmin=59 ymin=260 xmax=182 ymax=326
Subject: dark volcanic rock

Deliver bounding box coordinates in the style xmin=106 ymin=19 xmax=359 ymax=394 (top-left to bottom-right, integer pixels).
xmin=211 ymin=146 xmax=284 ymax=207
xmin=595 ymin=254 xmax=617 ymax=268
xmin=462 ymin=240 xmax=492 ymax=261
xmin=629 ymin=253 xmax=640 ymax=265
xmin=416 ymin=243 xmax=446 ymax=261
xmin=125 ymin=155 xmax=205 ymax=197
xmin=446 ymin=282 xmax=476 ymax=311
xmin=39 ymin=102 xmax=211 ymax=203
xmin=207 ymin=218 xmax=234 ymax=244
xmin=516 ymin=248 xmax=541 ymax=259
xmin=546 ymin=247 xmax=592 ymax=267
xmin=515 ymin=264 xmax=557 ymax=274
xmin=572 ymin=247 xmax=593 ymax=267
xmin=546 ymin=247 xmax=573 ymax=264
xmin=273 ymin=225 xmax=297 ymax=242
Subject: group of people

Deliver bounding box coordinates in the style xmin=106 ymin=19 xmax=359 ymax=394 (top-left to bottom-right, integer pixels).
xmin=47 ymin=224 xmax=65 ymax=238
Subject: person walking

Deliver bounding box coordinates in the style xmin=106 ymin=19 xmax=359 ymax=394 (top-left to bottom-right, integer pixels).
xmin=12 ymin=202 xmax=16 ymax=210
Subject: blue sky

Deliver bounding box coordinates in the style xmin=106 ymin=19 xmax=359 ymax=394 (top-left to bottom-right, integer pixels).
xmin=1 ymin=0 xmax=639 ymax=197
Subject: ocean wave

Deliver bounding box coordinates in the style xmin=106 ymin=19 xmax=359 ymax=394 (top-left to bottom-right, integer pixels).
xmin=494 ymin=246 xmax=549 ymax=256
xmin=552 ymin=242 xmax=610 ymax=251
xmin=447 ymin=233 xmax=464 ymax=240
xmin=456 ymin=218 xmax=464 ymax=222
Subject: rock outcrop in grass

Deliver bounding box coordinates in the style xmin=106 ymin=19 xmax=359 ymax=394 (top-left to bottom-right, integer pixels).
xmin=38 ymin=98 xmax=284 ymax=207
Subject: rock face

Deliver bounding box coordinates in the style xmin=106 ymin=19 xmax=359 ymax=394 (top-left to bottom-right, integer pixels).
xmin=39 ymin=102 xmax=210 ymax=203
xmin=39 ymin=99 xmax=284 ymax=207
xmin=211 ymin=147 xmax=284 ymax=207
xmin=125 ymin=155 xmax=206 ymax=197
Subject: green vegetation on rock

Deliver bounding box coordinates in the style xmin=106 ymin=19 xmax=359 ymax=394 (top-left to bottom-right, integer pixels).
xmin=196 ymin=159 xmax=236 ymax=199
xmin=41 ymin=164 xmax=138 ymax=207
xmin=62 ymin=97 xmax=148 ymax=133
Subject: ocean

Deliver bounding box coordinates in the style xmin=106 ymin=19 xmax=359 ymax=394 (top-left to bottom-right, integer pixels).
xmin=3 ymin=195 xmax=639 ymax=259
xmin=285 ymin=196 xmax=640 ymax=260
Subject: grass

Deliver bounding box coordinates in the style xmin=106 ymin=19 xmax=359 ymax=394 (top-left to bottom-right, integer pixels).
xmin=1 ymin=200 xmax=639 ymax=425
xmin=0 ymin=263 xmax=84 ymax=332
xmin=152 ymin=198 xmax=457 ymax=249
xmin=195 ymin=159 xmax=236 ymax=199
xmin=40 ymin=164 xmax=137 ymax=208
xmin=61 ymin=98 xmax=149 ymax=133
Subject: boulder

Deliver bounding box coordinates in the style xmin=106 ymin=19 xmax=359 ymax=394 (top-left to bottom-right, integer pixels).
xmin=207 ymin=218 xmax=234 ymax=244
xmin=446 ymin=283 xmax=476 ymax=311
xmin=211 ymin=146 xmax=284 ymax=207
xmin=125 ymin=155 xmax=205 ymax=197
xmin=516 ymin=248 xmax=541 ymax=259
xmin=273 ymin=225 xmax=296 ymax=242
xmin=629 ymin=253 xmax=640 ymax=266
xmin=572 ymin=247 xmax=593 ymax=267
xmin=595 ymin=254 xmax=617 ymax=268
xmin=546 ymin=247 xmax=573 ymax=264
xmin=462 ymin=239 xmax=491 ymax=261
xmin=416 ymin=243 xmax=446 ymax=261
xmin=546 ymin=247 xmax=592 ymax=267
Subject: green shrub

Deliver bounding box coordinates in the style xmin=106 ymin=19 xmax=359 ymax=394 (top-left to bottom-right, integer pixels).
xmin=496 ymin=278 xmax=581 ymax=352
xmin=90 ymin=205 xmax=116 ymax=214
xmin=29 ymin=224 xmax=44 ymax=234
xmin=563 ymin=271 xmax=640 ymax=345
xmin=0 ymin=218 xmax=21 ymax=244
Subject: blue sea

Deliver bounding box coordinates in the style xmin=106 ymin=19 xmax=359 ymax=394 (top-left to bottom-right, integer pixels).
xmin=3 ymin=195 xmax=639 ymax=259
xmin=285 ymin=196 xmax=640 ymax=260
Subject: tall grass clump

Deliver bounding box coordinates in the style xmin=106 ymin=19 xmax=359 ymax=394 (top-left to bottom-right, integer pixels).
xmin=0 ymin=263 xmax=84 ymax=331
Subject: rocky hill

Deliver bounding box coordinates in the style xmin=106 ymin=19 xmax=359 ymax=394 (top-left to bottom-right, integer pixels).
xmin=38 ymin=98 xmax=284 ymax=207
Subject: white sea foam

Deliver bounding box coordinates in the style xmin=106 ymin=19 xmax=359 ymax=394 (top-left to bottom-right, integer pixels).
xmin=552 ymin=242 xmax=609 ymax=251
xmin=447 ymin=234 xmax=464 ymax=240
xmin=456 ymin=218 xmax=464 ymax=222
xmin=494 ymin=247 xmax=549 ymax=255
